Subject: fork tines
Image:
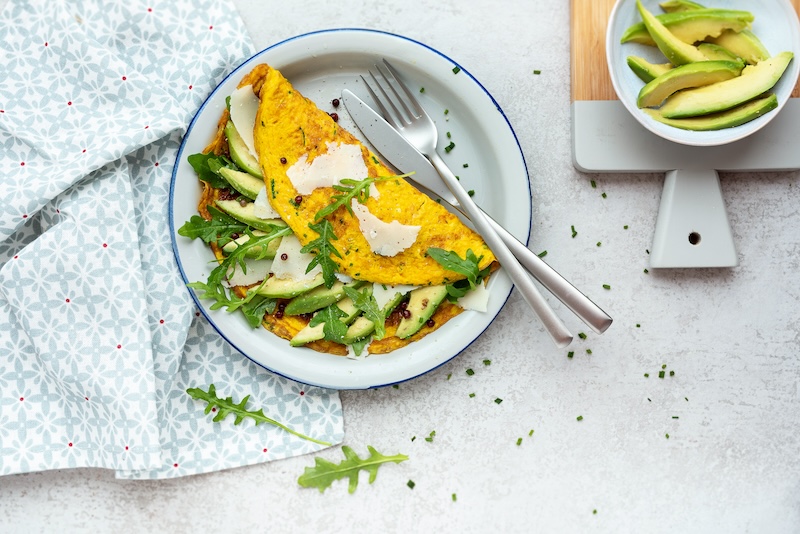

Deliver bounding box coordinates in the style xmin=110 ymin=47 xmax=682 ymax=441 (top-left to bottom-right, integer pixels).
xmin=361 ymin=59 xmax=425 ymax=128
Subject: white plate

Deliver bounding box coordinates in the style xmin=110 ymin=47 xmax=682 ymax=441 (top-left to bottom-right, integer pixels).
xmin=169 ymin=29 xmax=531 ymax=390
xmin=606 ymin=0 xmax=800 ymax=147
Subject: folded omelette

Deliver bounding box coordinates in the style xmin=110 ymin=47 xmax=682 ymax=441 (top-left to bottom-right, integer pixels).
xmin=196 ymin=63 xmax=496 ymax=355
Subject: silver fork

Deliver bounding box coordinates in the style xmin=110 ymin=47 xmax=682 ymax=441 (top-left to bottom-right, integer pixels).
xmin=363 ymin=59 xmax=574 ymax=348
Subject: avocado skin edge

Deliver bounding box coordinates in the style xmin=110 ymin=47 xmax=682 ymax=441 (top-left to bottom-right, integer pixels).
xmin=644 ymin=92 xmax=778 ymax=131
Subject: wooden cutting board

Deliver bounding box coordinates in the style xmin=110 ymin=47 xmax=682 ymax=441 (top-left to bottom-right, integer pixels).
xmin=570 ymin=0 xmax=800 ymax=102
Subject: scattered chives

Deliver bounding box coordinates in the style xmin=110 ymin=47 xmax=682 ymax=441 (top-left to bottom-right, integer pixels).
xmin=494 ymin=398 xmax=503 ymax=404
xmin=466 ymin=368 xmax=474 ymax=376
xmin=408 ymin=480 xmax=416 ymax=489
xmin=577 ymin=415 xmax=584 ymax=421
xmin=452 ymin=66 xmax=461 ymax=74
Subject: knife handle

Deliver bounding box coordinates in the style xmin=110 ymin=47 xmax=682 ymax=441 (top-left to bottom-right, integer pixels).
xmin=484 ymin=214 xmax=613 ymax=334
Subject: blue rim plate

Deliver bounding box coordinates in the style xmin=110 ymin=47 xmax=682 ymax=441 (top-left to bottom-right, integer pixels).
xmin=169 ymin=29 xmax=531 ymax=389
xmin=606 ymin=0 xmax=800 ymax=147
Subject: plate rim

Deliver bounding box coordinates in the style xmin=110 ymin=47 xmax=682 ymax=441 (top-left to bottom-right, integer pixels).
xmin=169 ymin=28 xmax=532 ymax=389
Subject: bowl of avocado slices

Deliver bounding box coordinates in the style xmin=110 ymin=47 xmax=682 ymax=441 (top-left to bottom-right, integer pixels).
xmin=606 ymin=0 xmax=800 ymax=146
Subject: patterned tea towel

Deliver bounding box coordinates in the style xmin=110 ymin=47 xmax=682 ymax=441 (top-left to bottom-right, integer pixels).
xmin=0 ymin=0 xmax=343 ymax=480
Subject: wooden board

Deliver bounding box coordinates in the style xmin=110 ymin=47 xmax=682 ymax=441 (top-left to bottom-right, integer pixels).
xmin=570 ymin=0 xmax=800 ymax=102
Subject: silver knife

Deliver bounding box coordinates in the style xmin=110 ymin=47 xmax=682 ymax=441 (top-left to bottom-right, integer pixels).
xmin=341 ymin=88 xmax=612 ymax=335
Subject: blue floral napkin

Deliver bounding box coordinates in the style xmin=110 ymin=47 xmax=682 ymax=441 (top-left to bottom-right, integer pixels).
xmin=0 ymin=0 xmax=343 ymax=479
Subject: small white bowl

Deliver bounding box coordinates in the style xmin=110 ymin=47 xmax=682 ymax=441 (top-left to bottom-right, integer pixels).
xmin=606 ymin=0 xmax=800 ymax=147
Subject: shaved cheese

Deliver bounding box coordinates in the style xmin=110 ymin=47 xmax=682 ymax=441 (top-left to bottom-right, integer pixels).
xmin=270 ymin=234 xmax=322 ymax=281
xmin=373 ymin=283 xmax=417 ymax=310
xmin=225 ymin=258 xmax=272 ymax=287
xmin=253 ymin=186 xmax=280 ymax=219
xmin=458 ymin=281 xmax=490 ymax=312
xmin=286 ymin=141 xmax=369 ymax=195
xmin=351 ymin=199 xmax=420 ymax=257
xmin=229 ymin=85 xmax=261 ymax=160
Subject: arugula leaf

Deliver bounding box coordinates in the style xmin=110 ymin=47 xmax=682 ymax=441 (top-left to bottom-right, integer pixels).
xmin=343 ymin=286 xmax=386 ymax=340
xmin=350 ymin=335 xmax=372 ymax=356
xmin=241 ymin=295 xmax=278 ymax=328
xmin=177 ymin=206 xmax=248 ymax=244
xmin=187 ymin=152 xmax=237 ymax=189
xmin=427 ymin=247 xmax=490 ymax=301
xmin=309 ymin=304 xmax=348 ymax=343
xmin=185 ymin=216 xmax=292 ymax=314
xmin=300 ymin=220 xmax=342 ymax=289
xmin=314 ymin=174 xmax=410 ymax=222
xmin=187 ymin=384 xmax=331 ymax=446
xmin=297 ymin=445 xmax=408 ymax=493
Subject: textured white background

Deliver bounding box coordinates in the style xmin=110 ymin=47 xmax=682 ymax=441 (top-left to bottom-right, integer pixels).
xmin=2 ymin=0 xmax=800 ymax=533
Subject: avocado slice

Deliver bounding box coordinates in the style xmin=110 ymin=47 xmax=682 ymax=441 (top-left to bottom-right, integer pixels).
xmin=659 ymin=0 xmax=704 ymax=12
xmin=395 ymin=285 xmax=449 ymax=340
xmin=644 ymin=92 xmax=778 ymax=130
xmin=214 ymin=199 xmax=286 ymax=232
xmin=255 ymin=273 xmax=326 ymax=299
xmin=218 ymin=167 xmax=265 ymax=201
xmin=341 ymin=289 xmax=407 ymax=345
xmin=697 ymin=43 xmax=743 ymax=64
xmin=635 ymin=0 xmax=707 ymax=66
xmin=660 ymin=51 xmax=793 ymax=118
xmin=221 ymin=231 xmax=282 ymax=259
xmin=707 ymin=29 xmax=771 ymax=65
xmin=621 ymin=8 xmax=754 ymax=46
xmin=224 ymin=120 xmax=263 ymax=178
xmin=284 ymin=280 xmax=366 ymax=316
xmin=627 ymin=56 xmax=673 ymax=83
xmin=637 ymin=60 xmax=743 ymax=108
xmin=289 ymin=297 xmax=361 ymax=347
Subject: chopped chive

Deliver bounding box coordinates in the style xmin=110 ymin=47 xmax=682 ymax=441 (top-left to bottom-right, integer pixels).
xmin=467 ymin=190 xmax=475 ymax=197
xmin=494 ymin=398 xmax=503 ymax=404
xmin=602 ymin=284 xmax=611 ymax=290
xmin=586 ymin=349 xmax=592 ymax=354
xmin=567 ymin=351 xmax=574 ymax=359
xmin=644 ymin=373 xmax=649 ymax=378
xmin=425 ymin=430 xmax=436 ymax=442
xmin=597 ymin=242 xmax=602 ymax=247
xmin=446 ymin=373 xmax=452 ymax=380
xmin=528 ymin=429 xmax=534 ymax=436
xmin=602 ymin=192 xmax=607 ymax=199
xmin=636 ymin=323 xmax=641 ymax=328
xmin=571 ymin=225 xmax=577 ymax=238
xmin=672 ymin=416 xmax=679 ymax=419
xmin=482 ymin=359 xmax=491 ymax=366
xmin=665 ymin=433 xmax=670 ymax=439
xmin=577 ymin=415 xmax=584 ymax=421
xmin=419 ymin=87 xmax=425 ymax=93
xmin=452 ymin=66 xmax=461 ymax=74
xmin=444 ymin=109 xmax=449 ymax=115
xmin=662 ymin=364 xmax=667 ymax=369
xmin=411 ymin=436 xmax=416 ymax=441
xmin=516 ymin=437 xmax=523 ymax=446
xmin=593 ymin=509 xmax=598 ymax=515
xmin=624 ymin=225 xmax=629 ymax=230
xmin=392 ymin=384 xmax=399 ymax=389
xmin=466 ymin=368 xmax=474 ymax=376
xmin=644 ymin=268 xmax=650 ymax=274
xmin=658 ymin=370 xmax=665 ymax=379
xmin=533 ymin=69 xmax=541 ymax=74
xmin=537 ymin=250 xmax=548 ymax=258
xmin=685 ymin=397 xmax=689 ymax=401
xmin=444 ymin=141 xmax=455 ymax=153
xmin=407 ymin=480 xmax=416 ymax=489
xmin=446 ymin=131 xmax=452 ymax=138
xmin=578 ymin=332 xmax=587 ymax=340
xmin=670 ymin=370 xmax=675 ymax=376
xmin=469 ymin=392 xmax=476 ymax=398
xmin=452 ymin=493 xmax=457 ymax=502
xmin=590 ymin=180 xmax=597 ymax=188
xmin=462 ymin=163 xmax=469 ymax=168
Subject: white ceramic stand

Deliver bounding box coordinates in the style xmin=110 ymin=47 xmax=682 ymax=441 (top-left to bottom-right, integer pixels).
xmin=572 ymin=99 xmax=800 ymax=268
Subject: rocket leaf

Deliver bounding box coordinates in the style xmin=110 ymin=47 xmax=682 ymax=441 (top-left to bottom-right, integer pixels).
xmin=297 ymin=445 xmax=408 ymax=494
xmin=187 ymin=384 xmax=332 ymax=446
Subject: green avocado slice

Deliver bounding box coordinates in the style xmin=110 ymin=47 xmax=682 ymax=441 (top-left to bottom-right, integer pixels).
xmin=225 ymin=120 xmax=263 ymax=179
xmin=660 ymin=51 xmax=793 ymax=118
xmin=622 ymin=8 xmax=754 ymax=46
xmin=635 ymin=0 xmax=707 ymax=66
xmin=644 ymin=92 xmax=778 ymax=130
xmin=627 ymin=56 xmax=673 ymax=83
xmin=637 ymin=60 xmax=743 ymax=108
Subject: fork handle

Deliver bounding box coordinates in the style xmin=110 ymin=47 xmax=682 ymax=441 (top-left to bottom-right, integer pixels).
xmin=427 ymin=151 xmax=574 ymax=348
xmin=484 ymin=215 xmax=612 ymax=334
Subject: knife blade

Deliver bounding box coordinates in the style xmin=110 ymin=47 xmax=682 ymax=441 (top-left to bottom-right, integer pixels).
xmin=341 ymin=88 xmax=612 ymax=334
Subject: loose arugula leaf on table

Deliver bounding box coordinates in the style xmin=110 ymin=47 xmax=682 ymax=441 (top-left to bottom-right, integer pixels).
xmin=297 ymin=445 xmax=408 ymax=493
xmin=300 ymin=220 xmax=342 ymax=289
xmin=427 ymin=247 xmax=491 ymax=300
xmin=187 ymin=152 xmax=238 ymax=190
xmin=343 ymin=286 xmax=386 ymax=340
xmin=309 ymin=304 xmax=348 ymax=343
xmin=187 ymin=384 xmax=331 ymax=446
